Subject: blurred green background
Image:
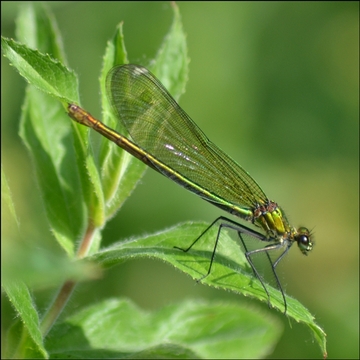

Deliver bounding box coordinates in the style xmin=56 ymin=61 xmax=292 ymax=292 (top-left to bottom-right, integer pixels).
xmin=1 ymin=2 xmax=358 ymax=358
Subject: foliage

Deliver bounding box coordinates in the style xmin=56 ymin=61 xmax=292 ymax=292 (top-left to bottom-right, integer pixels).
xmin=1 ymin=3 xmax=326 ymax=358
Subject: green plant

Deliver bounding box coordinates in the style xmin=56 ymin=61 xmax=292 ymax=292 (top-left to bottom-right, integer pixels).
xmin=2 ymin=3 xmax=326 ymax=358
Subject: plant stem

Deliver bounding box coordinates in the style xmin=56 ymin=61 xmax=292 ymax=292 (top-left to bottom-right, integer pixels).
xmin=40 ymin=220 xmax=96 ymax=337
xmin=76 ymin=219 xmax=96 ymax=259
xmin=40 ymin=280 xmax=76 ymax=337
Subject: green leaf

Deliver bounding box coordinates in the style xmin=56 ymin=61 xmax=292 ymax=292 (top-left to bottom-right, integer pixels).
xmin=2 ymin=165 xmax=20 ymax=230
xmin=15 ymin=2 xmax=68 ymax=65
xmin=5 ymin=320 xmax=49 ymax=359
xmin=2 ymin=163 xmax=100 ymax=289
xmin=2 ymin=3 xmax=85 ymax=255
xmin=1 ymin=1 xmax=190 ymax=236
xmin=18 ymin=87 xmax=85 ymax=256
xmin=150 ymin=2 xmax=189 ymax=100
xmin=3 ymin=236 xmax=100 ymax=289
xmin=1 ymin=36 xmax=78 ymax=105
xmin=90 ymin=222 xmax=327 ymax=355
xmin=46 ymin=298 xmax=282 ymax=358
xmin=2 ymin=281 xmax=48 ymax=359
xmin=98 ymin=22 xmax=146 ymax=220
xmin=2 ymin=3 xmax=327 ymax=358
xmin=91 ymin=2 xmax=189 ymax=222
xmin=3 ymin=3 xmax=106 ymax=253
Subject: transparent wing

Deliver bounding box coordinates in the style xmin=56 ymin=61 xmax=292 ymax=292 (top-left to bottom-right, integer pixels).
xmin=106 ymin=64 xmax=267 ymax=209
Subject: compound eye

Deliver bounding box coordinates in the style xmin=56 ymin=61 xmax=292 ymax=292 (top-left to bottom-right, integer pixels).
xmin=296 ymin=227 xmax=313 ymax=254
xmin=299 ymin=234 xmax=309 ymax=246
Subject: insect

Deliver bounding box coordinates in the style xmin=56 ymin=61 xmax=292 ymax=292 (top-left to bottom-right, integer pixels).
xmin=68 ymin=64 xmax=313 ymax=313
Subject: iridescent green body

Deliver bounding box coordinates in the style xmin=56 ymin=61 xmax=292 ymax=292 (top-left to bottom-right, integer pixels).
xmin=68 ymin=64 xmax=313 ymax=312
